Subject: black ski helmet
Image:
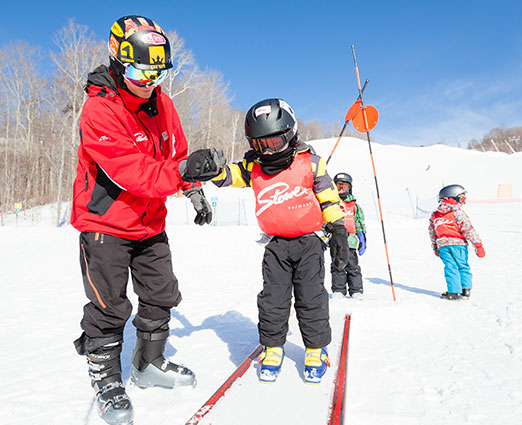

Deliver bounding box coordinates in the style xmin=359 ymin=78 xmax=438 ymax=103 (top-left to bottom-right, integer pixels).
xmin=108 ymin=15 xmax=173 ymax=71
xmin=244 ymin=98 xmax=298 ymax=148
xmin=333 ymin=173 xmax=353 ymax=185
xmin=439 ymin=184 xmax=467 ymax=202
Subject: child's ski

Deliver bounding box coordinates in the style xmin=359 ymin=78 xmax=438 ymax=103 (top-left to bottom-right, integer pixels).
xmin=327 ymin=314 xmax=351 ymax=425
xmin=185 ymin=344 xmax=263 ymax=425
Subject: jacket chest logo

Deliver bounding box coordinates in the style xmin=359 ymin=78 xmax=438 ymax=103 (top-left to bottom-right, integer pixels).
xmin=434 ymin=217 xmax=452 ymax=228
xmin=134 ymin=132 xmax=149 ymax=142
xmin=256 ymin=182 xmax=307 ymax=216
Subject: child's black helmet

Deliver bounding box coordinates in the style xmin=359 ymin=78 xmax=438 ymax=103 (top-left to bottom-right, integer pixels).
xmin=334 ymin=173 xmax=353 ymax=184
xmin=245 ymin=98 xmax=298 ymax=149
xmin=439 ymin=184 xmax=467 ymax=202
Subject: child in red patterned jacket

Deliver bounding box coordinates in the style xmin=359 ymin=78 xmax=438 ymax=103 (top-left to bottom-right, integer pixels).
xmin=428 ymin=184 xmax=485 ymax=301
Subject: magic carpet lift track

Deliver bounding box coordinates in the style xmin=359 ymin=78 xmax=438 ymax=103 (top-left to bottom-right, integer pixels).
xmin=184 ymin=313 xmax=352 ymax=425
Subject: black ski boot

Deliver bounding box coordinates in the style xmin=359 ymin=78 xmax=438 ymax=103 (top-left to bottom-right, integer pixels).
xmin=84 ymin=340 xmax=133 ymax=425
xmin=462 ymin=288 xmax=471 ymax=300
xmin=130 ymin=318 xmax=196 ymax=389
xmin=440 ymin=292 xmax=462 ymax=301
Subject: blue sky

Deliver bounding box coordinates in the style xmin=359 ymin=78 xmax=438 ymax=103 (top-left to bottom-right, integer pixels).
xmin=2 ymin=0 xmax=522 ymax=146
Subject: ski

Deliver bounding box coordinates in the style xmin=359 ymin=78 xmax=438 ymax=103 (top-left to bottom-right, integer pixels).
xmin=327 ymin=314 xmax=351 ymax=425
xmin=185 ymin=343 xmax=263 ymax=425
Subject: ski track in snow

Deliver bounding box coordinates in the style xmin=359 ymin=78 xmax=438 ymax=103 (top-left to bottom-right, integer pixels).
xmin=0 ymin=140 xmax=521 ymax=424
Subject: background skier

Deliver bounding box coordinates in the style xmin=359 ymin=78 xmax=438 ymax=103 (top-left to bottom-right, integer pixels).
xmin=71 ymin=15 xmax=211 ymax=424
xmin=180 ymin=98 xmax=349 ymax=385
xmin=330 ymin=172 xmax=366 ymax=299
xmin=428 ymin=184 xmax=485 ymax=300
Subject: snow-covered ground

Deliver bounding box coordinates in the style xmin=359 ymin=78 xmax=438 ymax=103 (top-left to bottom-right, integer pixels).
xmin=0 ymin=138 xmax=521 ymax=425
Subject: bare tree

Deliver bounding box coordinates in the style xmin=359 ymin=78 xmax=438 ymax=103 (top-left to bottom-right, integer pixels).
xmin=161 ymin=31 xmax=198 ymax=98
xmin=195 ymin=69 xmax=231 ymax=150
xmin=0 ymin=41 xmax=47 ymax=211
xmin=50 ymin=19 xmax=105 ymax=223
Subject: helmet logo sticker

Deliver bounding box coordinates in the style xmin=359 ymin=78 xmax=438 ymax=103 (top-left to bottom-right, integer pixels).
xmin=141 ymin=32 xmax=166 ymax=45
xmin=137 ymin=17 xmax=155 ymax=30
xmin=124 ymin=19 xmax=139 ymax=37
xmin=109 ymin=35 xmax=119 ymax=57
xmin=279 ymin=100 xmax=296 ymax=120
xmin=124 ymin=17 xmax=156 ymax=37
xmin=120 ymin=41 xmax=134 ymax=61
xmin=149 ymin=46 xmax=165 ymax=68
xmin=111 ymin=22 xmax=124 ymax=38
xmin=254 ymin=105 xmax=272 ymax=117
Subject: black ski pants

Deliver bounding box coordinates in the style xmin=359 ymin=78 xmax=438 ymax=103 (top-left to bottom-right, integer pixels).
xmin=257 ymin=234 xmax=331 ymax=349
xmin=331 ymin=247 xmax=363 ymax=296
xmin=78 ymin=231 xmax=181 ymax=340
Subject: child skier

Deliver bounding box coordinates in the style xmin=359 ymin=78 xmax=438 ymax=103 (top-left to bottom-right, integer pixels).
xmin=180 ymin=98 xmax=349 ymax=384
xmin=428 ymin=184 xmax=485 ymax=300
xmin=331 ymin=173 xmax=366 ymax=299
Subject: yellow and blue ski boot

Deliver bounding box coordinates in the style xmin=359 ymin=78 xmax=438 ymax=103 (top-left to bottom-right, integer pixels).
xmin=258 ymin=346 xmax=284 ymax=383
xmin=304 ymin=348 xmax=330 ymax=384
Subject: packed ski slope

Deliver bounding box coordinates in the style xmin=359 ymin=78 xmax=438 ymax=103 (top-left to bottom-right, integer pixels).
xmin=0 ymin=138 xmax=521 ymax=425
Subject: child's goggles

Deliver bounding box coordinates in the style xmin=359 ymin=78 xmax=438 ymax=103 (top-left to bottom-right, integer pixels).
xmin=249 ymin=135 xmax=288 ymax=154
xmin=456 ymin=193 xmax=467 ymax=204
xmin=248 ymin=127 xmax=296 ymax=154
xmin=124 ymin=64 xmax=169 ymax=87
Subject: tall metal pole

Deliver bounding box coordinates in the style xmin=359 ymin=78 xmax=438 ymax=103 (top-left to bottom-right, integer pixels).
xmin=351 ymin=45 xmax=396 ymax=301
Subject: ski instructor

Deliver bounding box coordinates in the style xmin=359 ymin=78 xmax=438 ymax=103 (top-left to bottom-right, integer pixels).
xmin=70 ymin=15 xmax=211 ymax=425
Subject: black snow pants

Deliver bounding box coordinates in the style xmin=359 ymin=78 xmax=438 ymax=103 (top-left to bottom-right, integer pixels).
xmin=257 ymin=234 xmax=331 ymax=349
xmin=331 ymin=247 xmax=363 ymax=296
xmin=77 ymin=231 xmax=181 ymax=340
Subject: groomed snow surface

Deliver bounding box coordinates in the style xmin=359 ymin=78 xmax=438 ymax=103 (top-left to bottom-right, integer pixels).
xmin=1 ymin=138 xmax=521 ymax=424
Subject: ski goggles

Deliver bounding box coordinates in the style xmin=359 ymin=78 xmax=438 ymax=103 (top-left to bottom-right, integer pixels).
xmin=336 ymin=182 xmax=350 ymax=191
xmin=124 ymin=64 xmax=169 ymax=87
xmin=248 ymin=127 xmax=297 ymax=154
xmin=456 ymin=193 xmax=467 ymax=204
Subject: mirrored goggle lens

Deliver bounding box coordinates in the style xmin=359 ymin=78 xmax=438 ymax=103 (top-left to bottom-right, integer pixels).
xmin=249 ymin=135 xmax=287 ymax=153
xmin=336 ymin=182 xmax=350 ymax=191
xmin=125 ymin=66 xmax=168 ymax=87
xmin=457 ymin=194 xmax=467 ymax=203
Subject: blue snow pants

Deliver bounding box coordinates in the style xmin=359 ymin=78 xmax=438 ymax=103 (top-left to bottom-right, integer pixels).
xmin=438 ymin=245 xmax=473 ymax=293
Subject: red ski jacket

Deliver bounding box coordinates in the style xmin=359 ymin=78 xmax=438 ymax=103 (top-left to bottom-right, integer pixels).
xmin=428 ymin=198 xmax=482 ymax=252
xmin=71 ymin=65 xmax=193 ymax=240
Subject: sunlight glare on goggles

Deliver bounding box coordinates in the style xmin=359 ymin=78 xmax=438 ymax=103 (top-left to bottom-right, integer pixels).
xmin=124 ymin=65 xmax=168 ymax=87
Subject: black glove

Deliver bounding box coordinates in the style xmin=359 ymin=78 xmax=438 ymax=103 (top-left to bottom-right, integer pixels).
xmin=180 ymin=148 xmax=226 ymax=182
xmin=326 ymin=222 xmax=349 ymax=269
xmin=183 ymin=187 xmax=213 ymax=225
